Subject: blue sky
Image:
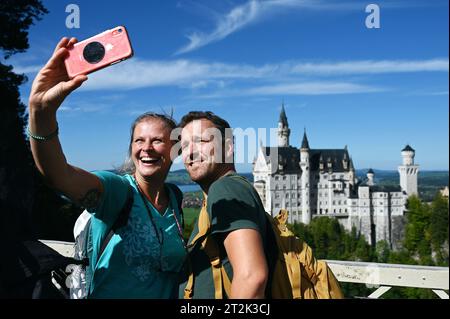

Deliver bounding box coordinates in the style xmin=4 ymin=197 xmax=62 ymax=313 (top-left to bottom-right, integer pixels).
xmin=8 ymin=0 xmax=449 ymax=172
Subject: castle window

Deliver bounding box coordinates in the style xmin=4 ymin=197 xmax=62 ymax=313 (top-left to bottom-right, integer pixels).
xmin=275 ymin=176 xmax=279 ymax=181
xmin=325 ymin=209 xmax=328 ymax=213
xmin=275 ymin=185 xmax=279 ymax=190
xmin=275 ymin=193 xmax=280 ymax=199
xmin=275 ymin=203 xmax=280 ymax=208
xmin=283 ymin=176 xmax=286 ymax=180
xmin=286 ymin=193 xmax=289 ymax=198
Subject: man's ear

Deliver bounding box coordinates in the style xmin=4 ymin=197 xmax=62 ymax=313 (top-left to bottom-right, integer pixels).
xmin=224 ymin=137 xmax=234 ymax=163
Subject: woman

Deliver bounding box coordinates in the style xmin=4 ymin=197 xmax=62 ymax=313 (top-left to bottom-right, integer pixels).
xmin=28 ymin=37 xmax=186 ymax=298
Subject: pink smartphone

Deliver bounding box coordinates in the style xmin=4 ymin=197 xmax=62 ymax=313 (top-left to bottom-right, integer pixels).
xmin=64 ymin=26 xmax=133 ymax=78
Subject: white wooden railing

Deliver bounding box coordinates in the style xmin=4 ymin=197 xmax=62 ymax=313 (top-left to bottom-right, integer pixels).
xmin=325 ymin=260 xmax=449 ymax=299
xmin=40 ymin=240 xmax=449 ymax=299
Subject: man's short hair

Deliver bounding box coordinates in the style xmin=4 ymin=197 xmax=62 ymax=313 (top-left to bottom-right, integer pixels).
xmin=178 ymin=111 xmax=231 ymax=141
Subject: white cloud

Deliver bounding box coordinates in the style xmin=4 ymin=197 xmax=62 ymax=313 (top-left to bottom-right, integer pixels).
xmin=14 ymin=56 xmax=448 ymax=100
xmin=79 ymin=57 xmax=448 ymax=92
xmin=175 ymin=0 xmax=318 ymax=55
xmin=174 ymin=0 xmax=444 ymax=54
xmin=11 ymin=64 xmax=42 ymax=74
xmin=292 ymin=59 xmax=449 ymax=75
xmin=80 ymin=58 xmax=271 ymax=91
xmin=245 ymin=81 xmax=383 ymax=95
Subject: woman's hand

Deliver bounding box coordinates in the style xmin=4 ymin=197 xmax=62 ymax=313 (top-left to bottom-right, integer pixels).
xmin=29 ymin=37 xmax=87 ymax=114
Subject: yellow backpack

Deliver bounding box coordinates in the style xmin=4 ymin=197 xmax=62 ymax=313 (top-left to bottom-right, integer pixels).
xmin=183 ymin=197 xmax=344 ymax=299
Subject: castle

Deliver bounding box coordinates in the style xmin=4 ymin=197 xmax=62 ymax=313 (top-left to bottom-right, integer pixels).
xmin=252 ymin=104 xmax=419 ymax=248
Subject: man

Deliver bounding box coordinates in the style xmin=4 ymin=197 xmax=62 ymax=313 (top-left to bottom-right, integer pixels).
xmin=177 ymin=111 xmax=273 ymax=299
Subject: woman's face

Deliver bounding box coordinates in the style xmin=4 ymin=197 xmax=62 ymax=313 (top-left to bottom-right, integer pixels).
xmin=131 ymin=118 xmax=173 ymax=181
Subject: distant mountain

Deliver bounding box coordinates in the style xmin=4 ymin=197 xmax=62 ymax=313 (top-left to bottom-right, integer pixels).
xmin=166 ymin=169 xmax=254 ymax=185
xmin=168 ymin=169 xmax=447 ymax=185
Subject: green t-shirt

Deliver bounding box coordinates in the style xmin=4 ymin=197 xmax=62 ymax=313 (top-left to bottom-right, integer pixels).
xmin=87 ymin=171 xmax=187 ymax=299
xmin=178 ymin=173 xmax=269 ymax=299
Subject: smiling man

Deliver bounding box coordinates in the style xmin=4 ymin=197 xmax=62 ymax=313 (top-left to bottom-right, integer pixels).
xmin=177 ymin=111 xmax=273 ymax=299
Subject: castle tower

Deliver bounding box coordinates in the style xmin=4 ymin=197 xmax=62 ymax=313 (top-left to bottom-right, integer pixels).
xmin=367 ymin=168 xmax=375 ymax=186
xmin=277 ymin=103 xmax=290 ymax=147
xmin=300 ymin=129 xmax=311 ymax=224
xmin=349 ymin=157 xmax=356 ymax=185
xmin=398 ymin=145 xmax=419 ymax=195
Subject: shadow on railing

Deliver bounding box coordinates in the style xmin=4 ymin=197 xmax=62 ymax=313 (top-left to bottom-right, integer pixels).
xmin=40 ymin=240 xmax=449 ymax=299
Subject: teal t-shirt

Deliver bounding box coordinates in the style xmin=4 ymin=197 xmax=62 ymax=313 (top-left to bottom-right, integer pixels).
xmin=178 ymin=173 xmax=269 ymax=299
xmin=87 ymin=171 xmax=187 ymax=299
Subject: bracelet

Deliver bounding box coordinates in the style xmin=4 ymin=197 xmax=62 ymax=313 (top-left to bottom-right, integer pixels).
xmin=27 ymin=124 xmax=59 ymax=141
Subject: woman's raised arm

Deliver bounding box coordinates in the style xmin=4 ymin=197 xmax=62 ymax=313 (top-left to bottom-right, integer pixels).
xmin=28 ymin=37 xmax=102 ymax=209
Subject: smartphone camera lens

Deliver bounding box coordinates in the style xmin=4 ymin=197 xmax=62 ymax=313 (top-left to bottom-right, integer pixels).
xmin=118 ymin=28 xmax=123 ymax=33
xmin=83 ymin=41 xmax=105 ymax=64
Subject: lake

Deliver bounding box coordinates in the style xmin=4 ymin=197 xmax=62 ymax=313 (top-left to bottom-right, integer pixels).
xmin=178 ymin=184 xmax=201 ymax=193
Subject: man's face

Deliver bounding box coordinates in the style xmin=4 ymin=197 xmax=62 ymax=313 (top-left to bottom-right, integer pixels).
xmin=180 ymin=119 xmax=225 ymax=184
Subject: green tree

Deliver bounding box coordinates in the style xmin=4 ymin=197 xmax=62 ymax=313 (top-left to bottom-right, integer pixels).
xmin=429 ymin=193 xmax=449 ymax=265
xmin=0 ymin=0 xmax=48 ymax=240
xmin=403 ymin=195 xmax=433 ymax=265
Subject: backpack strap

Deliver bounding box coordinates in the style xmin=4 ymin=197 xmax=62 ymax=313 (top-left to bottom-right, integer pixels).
xmin=98 ymin=186 xmax=134 ymax=260
xmin=184 ymin=196 xmax=231 ymax=299
xmin=202 ymin=236 xmax=232 ymax=299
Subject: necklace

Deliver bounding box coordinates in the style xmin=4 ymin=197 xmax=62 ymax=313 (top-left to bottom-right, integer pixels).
xmin=133 ymin=175 xmax=163 ymax=245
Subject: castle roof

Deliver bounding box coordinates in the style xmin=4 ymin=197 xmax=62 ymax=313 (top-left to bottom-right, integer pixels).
xmin=369 ymin=185 xmax=403 ymax=193
xmin=367 ymin=168 xmax=374 ymax=174
xmin=402 ymin=144 xmax=415 ymax=152
xmin=310 ymin=149 xmax=351 ymax=172
xmin=301 ymin=130 xmax=310 ymax=149
xmin=261 ymin=147 xmax=352 ymax=174
xmin=262 ymin=146 xmax=301 ymax=174
xmin=279 ymin=103 xmax=288 ymax=126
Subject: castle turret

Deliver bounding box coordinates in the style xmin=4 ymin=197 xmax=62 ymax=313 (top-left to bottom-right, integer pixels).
xmin=398 ymin=145 xmax=419 ymax=195
xmin=277 ymin=103 xmax=290 ymax=147
xmin=349 ymin=157 xmax=356 ymax=185
xmin=300 ymin=129 xmax=311 ymax=224
xmin=367 ymin=168 xmax=375 ymax=186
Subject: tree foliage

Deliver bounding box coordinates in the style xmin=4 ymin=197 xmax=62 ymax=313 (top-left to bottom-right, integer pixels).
xmin=0 ymin=0 xmax=48 ymax=58
xmin=0 ymin=0 xmax=49 ymax=241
